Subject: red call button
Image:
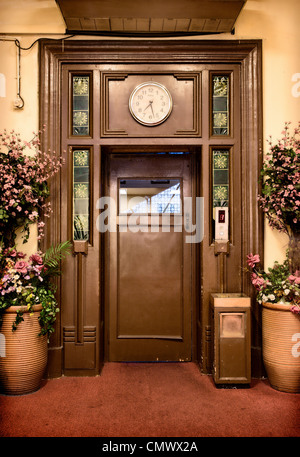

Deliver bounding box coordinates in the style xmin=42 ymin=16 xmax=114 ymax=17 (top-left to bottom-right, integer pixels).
xmin=218 ymin=210 xmax=226 ymax=223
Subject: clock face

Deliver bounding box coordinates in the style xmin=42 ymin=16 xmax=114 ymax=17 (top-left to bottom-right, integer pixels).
xmin=129 ymin=82 xmax=173 ymax=126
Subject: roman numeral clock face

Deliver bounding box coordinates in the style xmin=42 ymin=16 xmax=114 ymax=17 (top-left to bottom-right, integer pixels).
xmin=129 ymin=82 xmax=173 ymax=126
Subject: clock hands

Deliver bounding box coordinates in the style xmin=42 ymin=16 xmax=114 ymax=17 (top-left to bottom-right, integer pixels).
xmin=144 ymin=100 xmax=154 ymax=116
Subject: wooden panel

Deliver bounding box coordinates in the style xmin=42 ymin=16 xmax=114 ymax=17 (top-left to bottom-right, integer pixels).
xmin=101 ymin=72 xmax=200 ymax=137
xmin=79 ymin=18 xmax=96 ymax=31
xmin=110 ymin=18 xmax=124 ymax=31
xmin=57 ymin=0 xmax=246 ymax=34
xmin=63 ymin=326 xmax=96 ymax=369
xmin=95 ymin=18 xmax=110 ymax=31
xmin=150 ymin=18 xmax=164 ymax=32
xmin=117 ymin=231 xmax=183 ymax=339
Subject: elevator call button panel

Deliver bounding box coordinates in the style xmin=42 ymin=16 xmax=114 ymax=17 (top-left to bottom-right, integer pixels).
xmin=215 ymin=207 xmax=229 ymax=241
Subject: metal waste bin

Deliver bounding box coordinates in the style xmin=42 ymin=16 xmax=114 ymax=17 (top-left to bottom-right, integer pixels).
xmin=210 ymin=293 xmax=251 ymax=385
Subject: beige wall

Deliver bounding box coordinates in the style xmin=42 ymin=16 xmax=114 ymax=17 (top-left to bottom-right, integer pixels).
xmin=0 ymin=0 xmax=299 ymax=265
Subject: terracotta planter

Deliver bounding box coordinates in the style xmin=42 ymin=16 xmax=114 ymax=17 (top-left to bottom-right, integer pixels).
xmin=0 ymin=304 xmax=48 ymax=395
xmin=262 ymin=302 xmax=300 ymax=393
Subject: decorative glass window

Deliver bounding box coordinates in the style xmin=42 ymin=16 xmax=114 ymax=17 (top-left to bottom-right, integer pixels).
xmin=212 ymin=76 xmax=229 ymax=135
xmin=73 ymin=149 xmax=90 ymax=240
xmin=72 ymin=75 xmax=90 ymax=136
xmin=213 ymin=149 xmax=229 ymax=208
xmin=119 ymin=179 xmax=181 ymax=215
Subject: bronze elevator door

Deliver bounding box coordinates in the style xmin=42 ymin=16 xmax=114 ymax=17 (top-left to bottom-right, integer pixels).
xmin=107 ymin=153 xmax=192 ymax=362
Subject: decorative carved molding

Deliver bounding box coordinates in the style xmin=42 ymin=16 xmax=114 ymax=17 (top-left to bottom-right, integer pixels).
xmin=101 ymin=72 xmax=129 ymax=137
xmin=173 ymin=72 xmax=201 ymax=136
xmin=100 ymin=70 xmax=201 ymax=137
xmin=63 ymin=326 xmax=97 ymax=343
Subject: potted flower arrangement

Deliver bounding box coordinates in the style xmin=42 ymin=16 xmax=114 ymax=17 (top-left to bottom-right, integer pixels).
xmin=247 ymin=121 xmax=300 ymax=393
xmin=0 ymin=242 xmax=70 ymax=394
xmin=0 ymin=128 xmax=63 ymax=248
xmin=0 ymin=129 xmax=70 ymax=395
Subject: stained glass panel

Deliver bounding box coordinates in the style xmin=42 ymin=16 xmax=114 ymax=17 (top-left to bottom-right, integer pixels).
xmin=212 ymin=76 xmax=229 ymax=135
xmin=72 ymin=76 xmax=90 ymax=136
xmin=73 ymin=149 xmax=90 ymax=240
xmin=213 ymin=150 xmax=229 ymax=208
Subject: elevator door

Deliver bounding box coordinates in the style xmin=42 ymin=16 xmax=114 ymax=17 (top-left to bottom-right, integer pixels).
xmin=107 ymin=153 xmax=192 ymax=362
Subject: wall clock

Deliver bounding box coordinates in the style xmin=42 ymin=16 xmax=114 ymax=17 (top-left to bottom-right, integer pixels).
xmin=129 ymin=81 xmax=173 ymax=126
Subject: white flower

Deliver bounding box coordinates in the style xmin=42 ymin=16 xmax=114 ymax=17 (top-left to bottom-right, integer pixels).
xmin=284 ymin=289 xmax=290 ymax=295
xmin=268 ymin=294 xmax=276 ymax=301
xmin=16 ymin=286 xmax=22 ymax=293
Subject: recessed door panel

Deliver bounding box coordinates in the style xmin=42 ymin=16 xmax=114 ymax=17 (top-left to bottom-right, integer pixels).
xmin=107 ymin=153 xmax=192 ymax=362
xmin=118 ymin=230 xmax=183 ymax=338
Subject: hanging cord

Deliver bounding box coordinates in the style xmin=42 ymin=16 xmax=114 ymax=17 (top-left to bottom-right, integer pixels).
xmin=15 ymin=39 xmax=24 ymax=109
xmin=13 ymin=35 xmax=75 ymax=51
xmin=0 ymin=35 xmax=75 ymax=109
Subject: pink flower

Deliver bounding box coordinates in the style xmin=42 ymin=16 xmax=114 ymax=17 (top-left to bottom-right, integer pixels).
xmin=290 ymin=305 xmax=300 ymax=314
xmin=33 ymin=264 xmax=44 ymax=273
xmin=14 ymin=260 xmax=29 ymax=274
xmin=251 ymin=273 xmax=266 ymax=290
xmin=29 ymin=253 xmax=43 ymax=265
xmin=288 ymin=271 xmax=300 ymax=285
xmin=28 ymin=212 xmax=38 ymax=221
xmin=247 ymin=253 xmax=260 ymax=268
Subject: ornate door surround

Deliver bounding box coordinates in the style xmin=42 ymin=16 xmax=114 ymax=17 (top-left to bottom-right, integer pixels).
xmin=39 ymin=39 xmax=263 ymax=378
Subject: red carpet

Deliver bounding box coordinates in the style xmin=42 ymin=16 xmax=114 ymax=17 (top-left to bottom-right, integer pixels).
xmin=0 ymin=362 xmax=299 ymax=438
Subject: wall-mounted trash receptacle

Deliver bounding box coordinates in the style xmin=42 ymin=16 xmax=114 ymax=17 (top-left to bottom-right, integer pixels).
xmin=210 ymin=293 xmax=251 ymax=385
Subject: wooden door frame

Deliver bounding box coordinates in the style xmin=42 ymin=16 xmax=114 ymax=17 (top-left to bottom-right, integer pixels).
xmin=39 ymin=39 xmax=263 ymax=378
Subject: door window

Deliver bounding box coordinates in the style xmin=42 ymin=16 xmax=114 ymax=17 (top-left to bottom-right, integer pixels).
xmin=119 ymin=178 xmax=181 ymax=215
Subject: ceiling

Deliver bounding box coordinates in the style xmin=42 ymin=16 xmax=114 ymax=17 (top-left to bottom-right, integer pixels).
xmin=0 ymin=0 xmax=246 ymax=35
xmin=56 ymin=0 xmax=247 ymax=35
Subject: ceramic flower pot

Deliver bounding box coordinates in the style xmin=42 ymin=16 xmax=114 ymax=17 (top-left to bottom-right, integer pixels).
xmin=0 ymin=304 xmax=47 ymax=395
xmin=262 ymin=302 xmax=300 ymax=393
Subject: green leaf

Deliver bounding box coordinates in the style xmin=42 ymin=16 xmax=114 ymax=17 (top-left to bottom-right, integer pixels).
xmin=44 ymin=240 xmax=72 ymax=270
